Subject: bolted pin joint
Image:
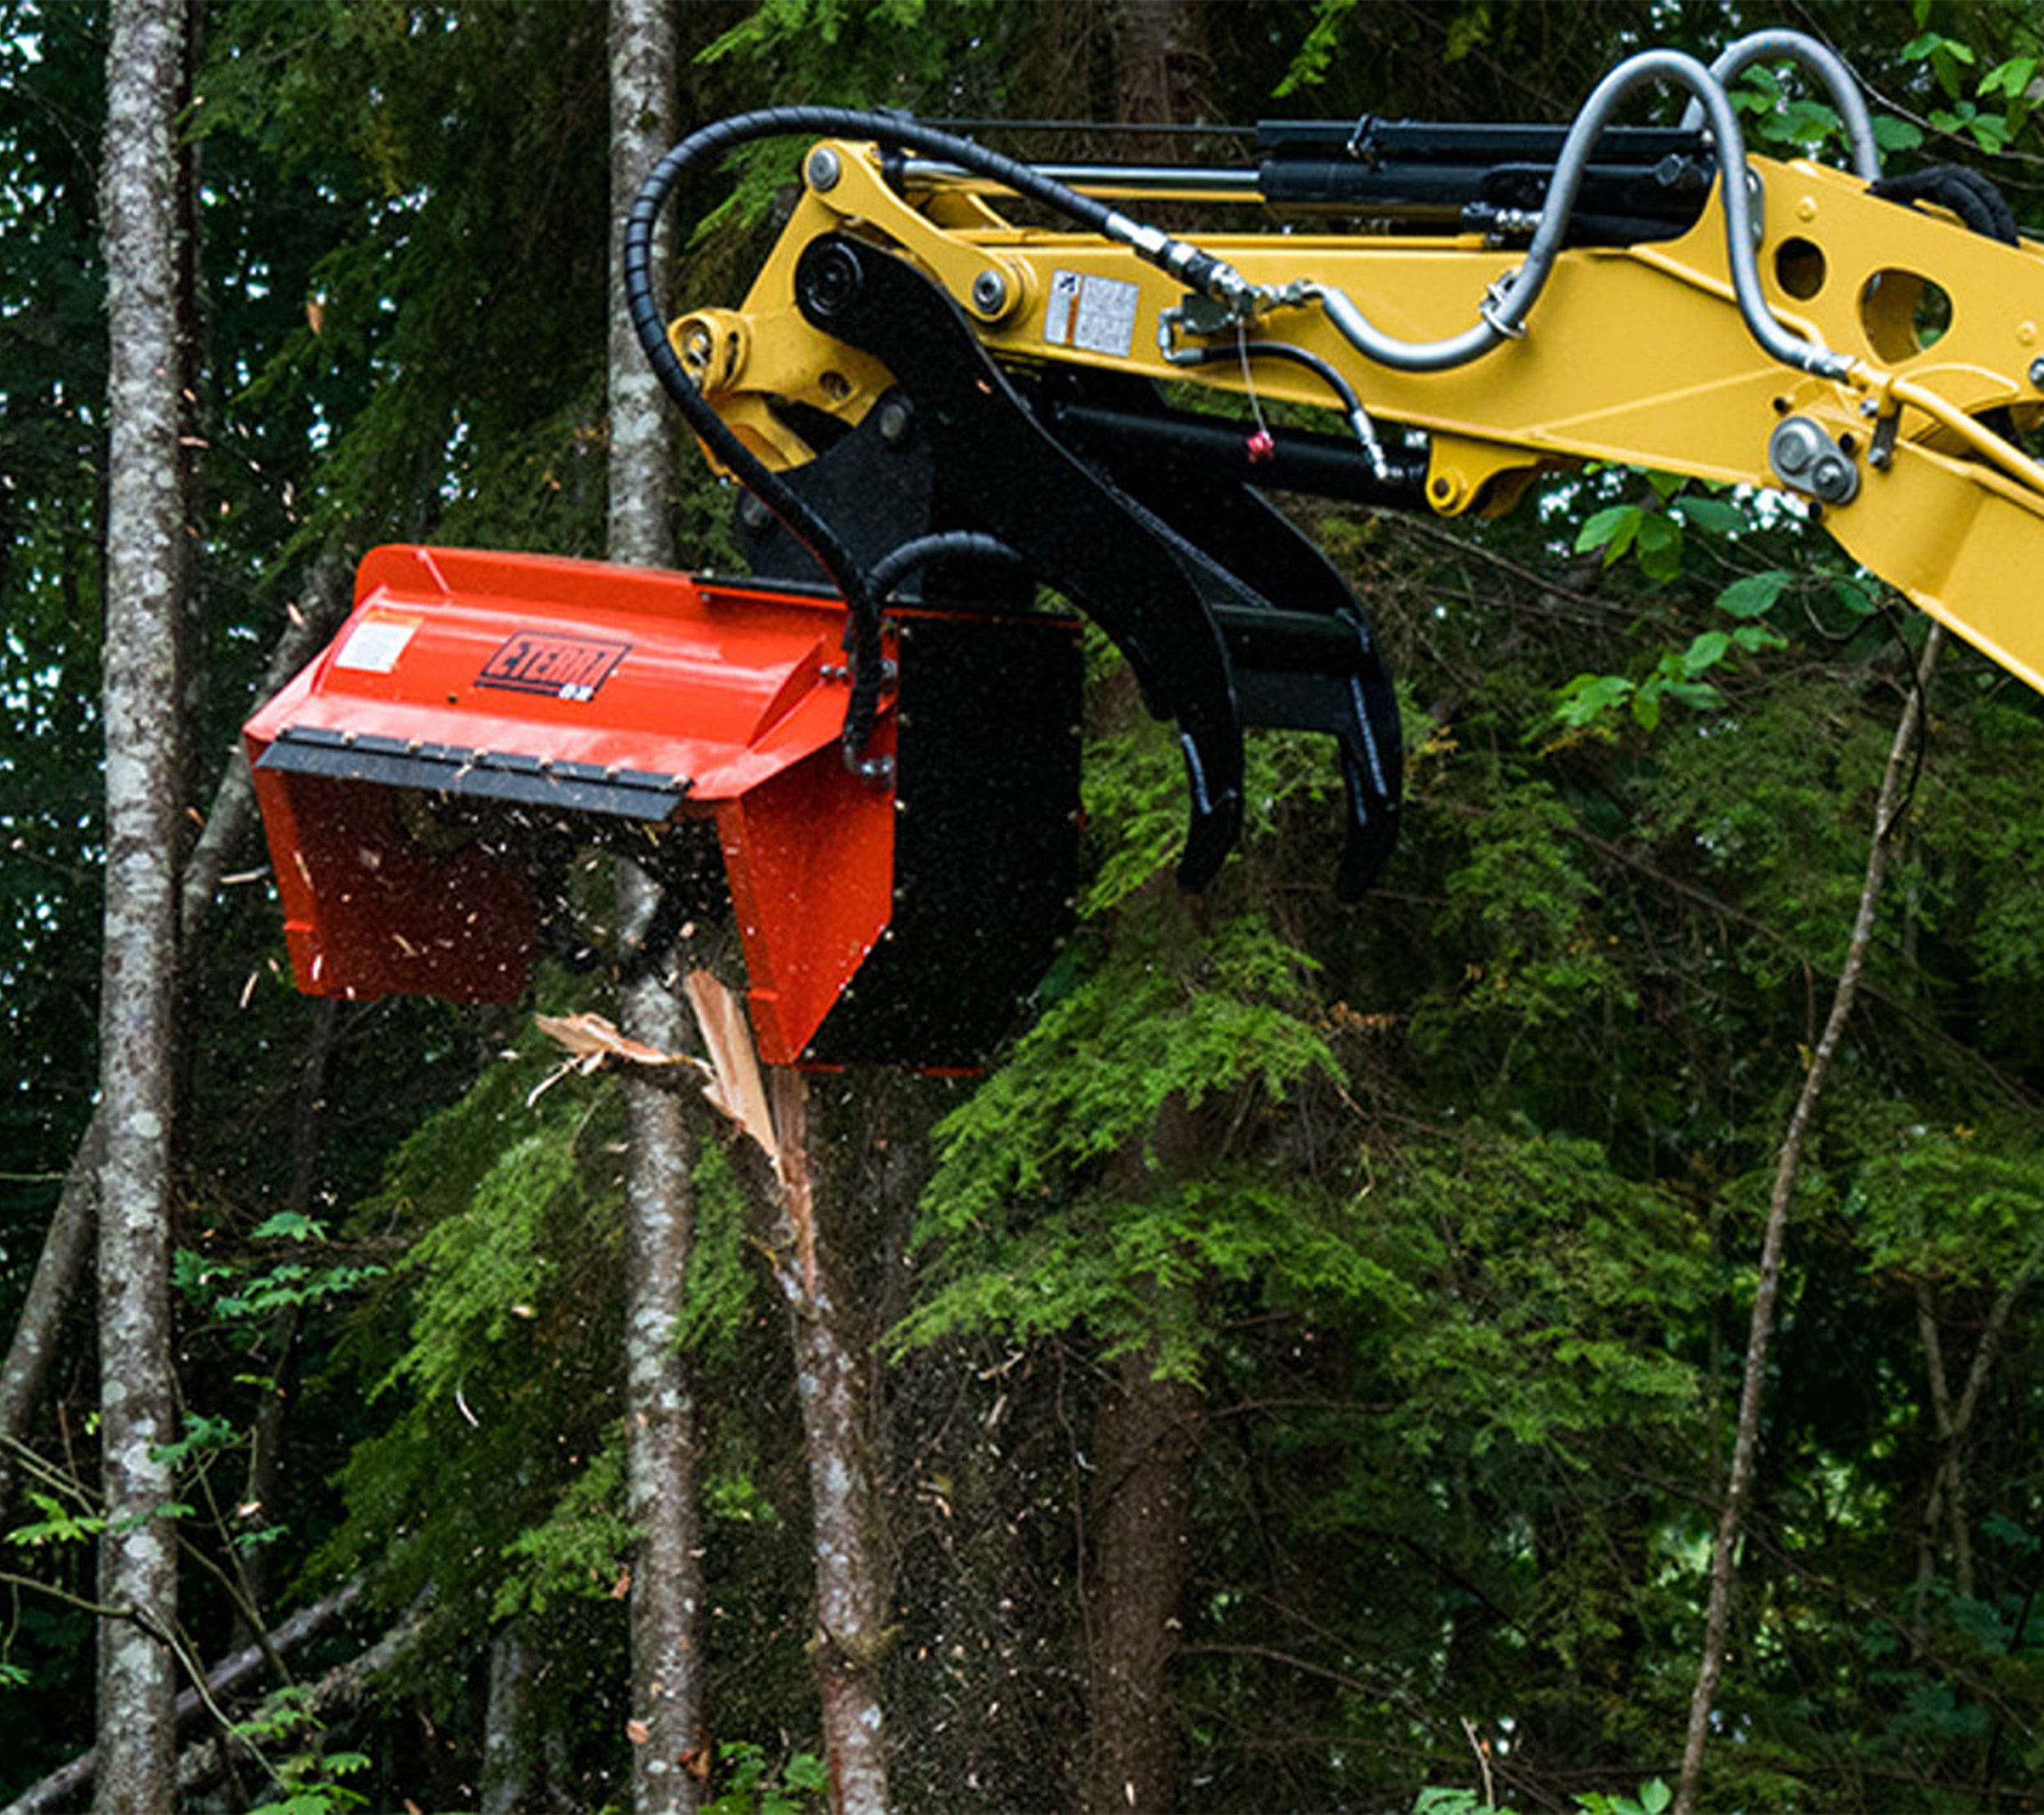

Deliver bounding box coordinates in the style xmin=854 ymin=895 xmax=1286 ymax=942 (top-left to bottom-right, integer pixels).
xmin=970 ymin=269 xmax=1010 ymax=316
xmin=1769 ymin=415 xmax=1860 ymax=506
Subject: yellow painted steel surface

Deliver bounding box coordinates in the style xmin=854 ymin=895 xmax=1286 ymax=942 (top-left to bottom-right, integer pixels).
xmin=674 ymin=138 xmax=2044 ymax=692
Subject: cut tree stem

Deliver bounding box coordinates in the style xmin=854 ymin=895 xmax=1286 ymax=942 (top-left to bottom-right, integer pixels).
xmin=676 ymin=976 xmax=893 ymax=1815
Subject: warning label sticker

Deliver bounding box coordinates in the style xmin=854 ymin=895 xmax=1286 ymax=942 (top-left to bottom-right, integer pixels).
xmin=1042 ymin=270 xmax=1141 ymax=359
xmin=334 ymin=612 xmax=421 ymax=674
xmin=477 ymin=630 xmax=631 ymax=702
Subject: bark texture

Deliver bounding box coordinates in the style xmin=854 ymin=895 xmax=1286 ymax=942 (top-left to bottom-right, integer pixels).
xmin=94 ymin=0 xmax=192 ymax=1806
xmin=1 ymin=547 xmax=349 ymax=1521
xmin=1083 ymin=1351 xmax=1201 ymax=1815
xmin=679 ymin=978 xmax=894 ymax=1814
xmin=608 ymin=0 xmax=677 ymax=578
xmin=1115 ymin=0 xmax=1208 ymax=157
xmin=608 ymin=6 xmax=704 ymax=1810
xmin=480 ymin=1620 xmax=538 ymax=1815
xmin=764 ymin=1071 xmax=893 ymax=1815
xmin=3 ymin=1582 xmax=365 ymax=1815
xmin=1674 ymin=629 xmax=1944 ymax=1815
xmin=0 ymin=1114 xmax=101 ymax=1513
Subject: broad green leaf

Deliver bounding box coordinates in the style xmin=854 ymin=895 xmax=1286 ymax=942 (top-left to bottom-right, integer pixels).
xmin=1679 ymin=495 xmax=1746 ymax=536
xmin=1553 ymin=672 xmax=1634 ymax=728
xmin=1575 ymin=504 xmax=1638 ymax=559
xmin=1717 ymin=571 xmax=1792 ymax=618
xmin=1682 ymin=630 xmax=1731 ymax=676
xmin=1635 ymin=511 xmax=1683 ymax=582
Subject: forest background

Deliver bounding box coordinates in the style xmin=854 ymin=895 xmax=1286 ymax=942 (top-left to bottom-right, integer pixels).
xmin=6 ymin=0 xmax=2044 ymax=1811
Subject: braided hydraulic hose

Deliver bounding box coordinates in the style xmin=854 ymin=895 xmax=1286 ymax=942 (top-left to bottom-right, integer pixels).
xmin=622 ymin=49 xmax=1875 ymax=760
xmin=1678 ymin=29 xmax=1881 ymax=180
xmin=1298 ymin=46 xmax=1853 ymax=379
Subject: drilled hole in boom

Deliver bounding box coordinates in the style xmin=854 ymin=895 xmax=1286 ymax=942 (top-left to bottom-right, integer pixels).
xmin=1860 ymin=268 xmax=1952 ymax=361
xmin=1774 ymin=236 xmax=1827 ymax=300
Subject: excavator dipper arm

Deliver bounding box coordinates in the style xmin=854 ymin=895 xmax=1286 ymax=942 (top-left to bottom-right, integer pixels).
xmin=245 ymin=29 xmax=2044 ymax=1069
xmin=648 ymin=34 xmax=2044 ymax=835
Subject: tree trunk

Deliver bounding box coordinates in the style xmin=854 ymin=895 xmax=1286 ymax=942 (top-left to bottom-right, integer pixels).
xmin=1674 ymin=628 xmax=1943 ymax=1815
xmin=2 ymin=1583 xmax=365 ymax=1815
xmin=617 ymin=867 xmax=709 ymax=1815
xmin=676 ymin=978 xmax=893 ymax=1814
xmin=1115 ymin=0 xmax=1208 ymax=159
xmin=480 ymin=1620 xmax=537 ymax=1815
xmin=1083 ymin=1347 xmax=1201 ymax=1815
xmin=764 ymin=1071 xmax=893 ymax=1815
xmin=1 ymin=545 xmax=351 ymax=1522
xmin=608 ymin=6 xmax=705 ymax=1811
xmin=95 ymin=0 xmax=193 ymax=1806
xmin=0 ymin=1114 xmax=101 ymax=1512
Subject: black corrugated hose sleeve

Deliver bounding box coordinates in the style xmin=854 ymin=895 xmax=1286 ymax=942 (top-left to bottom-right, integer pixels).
xmin=865 ymin=531 xmax=1024 ymax=603
xmin=621 ymin=107 xmax=1131 ymax=769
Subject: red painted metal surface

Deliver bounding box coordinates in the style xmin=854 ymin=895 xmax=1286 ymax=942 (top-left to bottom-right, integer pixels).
xmin=244 ymin=544 xmax=896 ymax=1064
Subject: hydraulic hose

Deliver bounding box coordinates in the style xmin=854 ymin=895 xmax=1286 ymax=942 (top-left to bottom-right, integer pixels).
xmin=623 ymin=50 xmax=1866 ymax=757
xmin=1161 ymin=337 xmax=1393 ymax=478
xmin=622 ymin=107 xmax=1255 ymax=769
xmin=864 ymin=531 xmax=1024 ymax=603
xmin=1678 ymin=29 xmax=1882 ymax=181
xmin=1298 ymin=47 xmax=1853 ymax=381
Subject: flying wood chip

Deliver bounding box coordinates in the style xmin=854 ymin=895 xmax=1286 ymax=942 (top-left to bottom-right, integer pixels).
xmin=534 ymin=1011 xmax=698 ymax=1071
xmin=530 ymin=1011 xmax=708 ymax=1107
xmin=683 ymin=970 xmax=781 ymax=1176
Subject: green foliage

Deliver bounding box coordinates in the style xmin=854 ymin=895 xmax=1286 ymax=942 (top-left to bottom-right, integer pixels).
xmin=1366 ymin=1123 xmax=1707 ymax=1455
xmin=1275 ymin=0 xmax=1362 ymax=96
xmin=693 ymin=0 xmax=1012 ymax=239
xmin=1425 ymin=779 xmax=1634 ymax=1033
xmin=1414 ymin=1776 xmax=1670 ymax=1814
xmin=702 ymin=1740 xmax=828 ymax=1815
xmin=900 ymin=888 xmax=1342 ymax=1371
xmin=16 ymin=2 xmax=2044 ymax=1808
xmin=176 ymin=1218 xmax=386 ymax=1333
xmin=914 ymin=905 xmax=1335 ymax=1231
xmin=194 ymin=0 xmax=614 ymax=559
xmin=1851 ymin=1132 xmax=2044 ymax=1284
xmin=6 ymin=1492 xmax=105 ymax=1552
xmin=235 ymin=1685 xmax=372 ymax=1815
xmin=673 ymin=1139 xmax=760 ymax=1364
xmin=495 ymin=1426 xmax=633 ymax=1619
xmin=1554 ymin=480 xmax=1787 ymax=732
xmin=313 ymin=1051 xmax=631 ymax=1620
xmin=1902 ymin=8 xmax=2043 ymax=150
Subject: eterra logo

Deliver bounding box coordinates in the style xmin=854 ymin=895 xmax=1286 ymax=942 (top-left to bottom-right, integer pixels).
xmin=477 ymin=630 xmax=631 ymax=702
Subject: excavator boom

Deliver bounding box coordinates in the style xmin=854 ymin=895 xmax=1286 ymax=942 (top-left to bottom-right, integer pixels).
xmin=247 ymin=29 xmax=2044 ymax=1066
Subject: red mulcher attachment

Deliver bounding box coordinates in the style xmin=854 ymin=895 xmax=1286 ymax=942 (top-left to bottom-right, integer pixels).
xmin=244 ymin=544 xmax=1080 ymax=1068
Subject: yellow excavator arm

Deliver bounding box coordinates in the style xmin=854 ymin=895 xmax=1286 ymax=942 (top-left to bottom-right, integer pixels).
xmin=651 ymin=35 xmax=2044 ymax=705
xmin=230 ymin=31 xmax=2044 ymax=1073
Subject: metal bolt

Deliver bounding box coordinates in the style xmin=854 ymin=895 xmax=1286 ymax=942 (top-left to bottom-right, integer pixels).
xmin=1769 ymin=417 xmax=1822 ymax=478
xmin=876 ymin=398 xmax=912 ymax=445
xmin=806 ymin=147 xmax=841 ymax=191
xmin=1809 ymin=455 xmax=1857 ymax=503
xmin=2029 ymin=356 xmax=2044 ymax=390
xmin=970 ymin=268 xmax=1009 ymax=316
xmin=737 ymin=491 xmax=773 ymax=532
